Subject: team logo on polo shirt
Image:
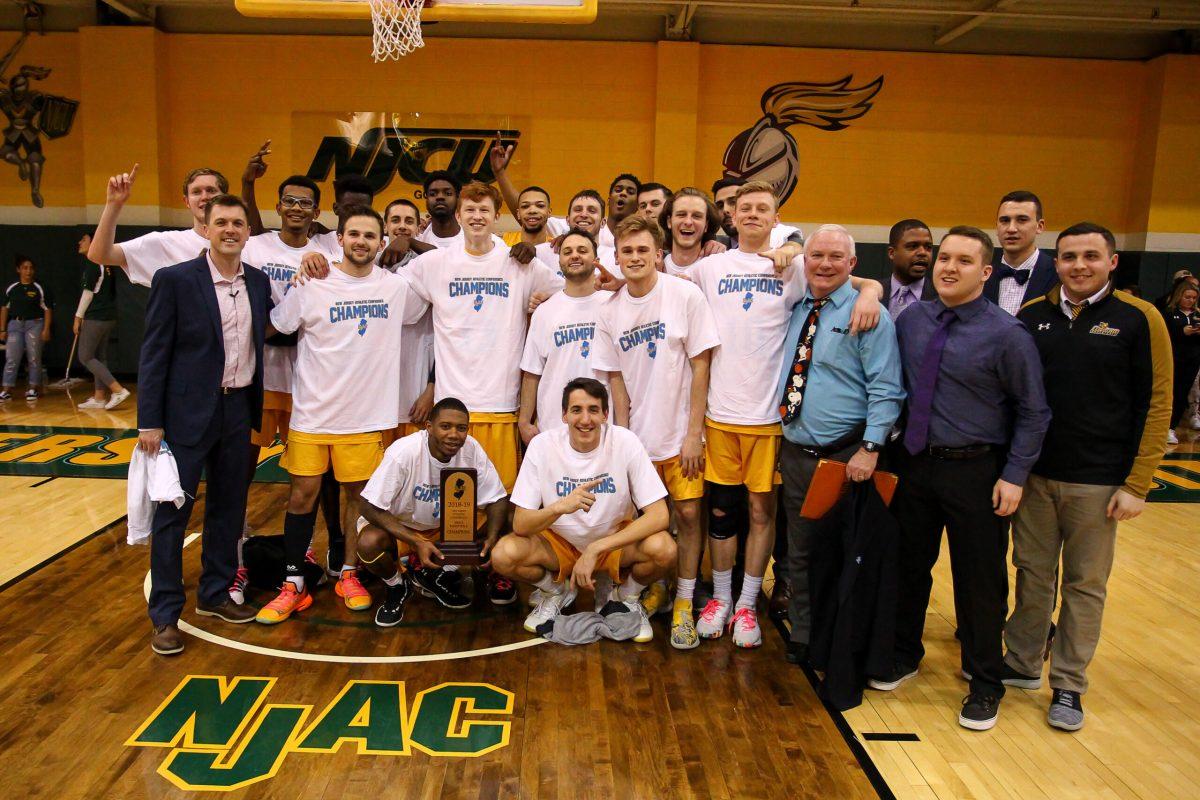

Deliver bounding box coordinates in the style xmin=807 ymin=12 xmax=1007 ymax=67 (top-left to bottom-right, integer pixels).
xmin=1089 ymin=322 xmax=1120 ymax=337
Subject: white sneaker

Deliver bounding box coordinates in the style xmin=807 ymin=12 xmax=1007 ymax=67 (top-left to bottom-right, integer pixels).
xmin=523 ymin=585 xmax=578 ymax=633
xmin=528 ymin=588 xmax=545 ymax=607
xmin=104 ymin=388 xmax=130 ymax=410
xmin=1168 ymin=429 xmax=1179 ymax=445
xmin=696 ymin=598 xmax=731 ymax=639
xmin=593 ymin=574 xmax=614 ymax=612
xmin=622 ymin=597 xmax=653 ymax=643
xmin=729 ymin=606 xmax=763 ymax=648
xmin=78 ymin=397 xmax=106 ymax=409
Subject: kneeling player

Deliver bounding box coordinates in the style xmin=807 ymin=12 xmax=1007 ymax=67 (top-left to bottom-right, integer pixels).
xmin=356 ymin=398 xmax=508 ymax=627
xmin=491 ymin=378 xmax=676 ymax=642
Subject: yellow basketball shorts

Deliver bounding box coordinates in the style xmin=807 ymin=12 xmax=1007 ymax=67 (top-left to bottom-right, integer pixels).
xmin=284 ymin=430 xmax=384 ymax=483
xmin=541 ymin=529 xmax=623 ymax=584
xmin=251 ymin=390 xmax=292 ymax=449
xmin=470 ymin=412 xmax=520 ymax=492
xmin=703 ymin=420 xmax=782 ymax=494
xmin=380 ymin=422 xmax=424 ymax=449
xmin=653 ymin=456 xmax=706 ymax=501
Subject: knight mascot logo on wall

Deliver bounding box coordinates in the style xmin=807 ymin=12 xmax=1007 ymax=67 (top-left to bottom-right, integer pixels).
xmin=0 ymin=32 xmax=79 ymax=208
xmin=722 ymin=75 xmax=883 ymax=205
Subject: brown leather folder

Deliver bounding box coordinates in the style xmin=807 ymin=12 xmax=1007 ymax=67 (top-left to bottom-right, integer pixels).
xmin=798 ymin=459 xmax=898 ymax=519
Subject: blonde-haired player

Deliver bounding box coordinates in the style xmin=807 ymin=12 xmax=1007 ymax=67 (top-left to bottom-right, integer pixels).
xmin=492 ymin=378 xmax=675 ymax=641
xmin=591 ymin=215 xmax=720 ymax=649
xmin=404 ymin=181 xmax=563 ymax=604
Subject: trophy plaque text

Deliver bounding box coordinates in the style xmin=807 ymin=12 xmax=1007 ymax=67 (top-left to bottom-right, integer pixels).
xmin=439 ymin=468 xmax=481 ymax=565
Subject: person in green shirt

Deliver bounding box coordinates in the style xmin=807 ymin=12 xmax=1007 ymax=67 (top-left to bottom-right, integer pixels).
xmin=1 ymin=255 xmax=53 ymax=401
xmin=74 ymin=234 xmax=130 ymax=410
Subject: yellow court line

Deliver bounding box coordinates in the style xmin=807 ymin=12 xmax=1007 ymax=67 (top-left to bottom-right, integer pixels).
xmin=142 ymin=533 xmax=549 ymax=664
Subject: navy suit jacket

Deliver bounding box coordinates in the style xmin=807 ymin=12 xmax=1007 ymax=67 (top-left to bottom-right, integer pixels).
xmin=985 ymin=249 xmax=1058 ymax=308
xmin=137 ymin=255 xmax=271 ymax=446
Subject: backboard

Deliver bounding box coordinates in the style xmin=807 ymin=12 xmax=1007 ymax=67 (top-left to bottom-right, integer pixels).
xmin=235 ymin=0 xmax=598 ymax=23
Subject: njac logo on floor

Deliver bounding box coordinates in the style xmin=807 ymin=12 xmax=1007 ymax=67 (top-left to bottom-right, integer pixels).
xmin=126 ymin=676 xmax=513 ymax=792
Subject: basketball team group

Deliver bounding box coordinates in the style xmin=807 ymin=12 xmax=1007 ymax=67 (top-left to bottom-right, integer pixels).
xmin=73 ymin=136 xmax=1193 ymax=734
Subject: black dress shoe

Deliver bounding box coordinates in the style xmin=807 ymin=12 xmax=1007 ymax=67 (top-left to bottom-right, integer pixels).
xmin=786 ymin=641 xmax=809 ymax=665
xmin=768 ymin=577 xmax=792 ymax=621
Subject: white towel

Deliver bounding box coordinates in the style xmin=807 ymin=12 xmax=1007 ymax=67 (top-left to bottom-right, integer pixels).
xmin=126 ymin=443 xmax=186 ymax=545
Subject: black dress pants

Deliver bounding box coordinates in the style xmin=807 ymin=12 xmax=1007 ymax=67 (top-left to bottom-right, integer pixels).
xmin=891 ymin=448 xmax=1009 ymax=697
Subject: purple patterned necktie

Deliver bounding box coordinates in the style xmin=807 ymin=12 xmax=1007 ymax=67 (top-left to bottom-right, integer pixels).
xmin=903 ymin=308 xmax=957 ymax=455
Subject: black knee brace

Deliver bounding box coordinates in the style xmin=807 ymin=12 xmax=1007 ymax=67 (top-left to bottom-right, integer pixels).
xmin=707 ymin=482 xmax=746 ymax=541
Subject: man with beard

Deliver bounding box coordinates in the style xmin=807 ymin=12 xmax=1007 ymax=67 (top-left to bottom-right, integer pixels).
xmin=519 ymin=228 xmax=610 ymax=443
xmin=501 ymin=185 xmax=559 ymax=269
xmin=884 ymin=219 xmax=937 ymax=319
xmin=661 ymin=188 xmax=724 ymax=279
xmin=356 ymin=398 xmax=508 ymax=626
xmin=257 ymin=207 xmax=429 ymax=624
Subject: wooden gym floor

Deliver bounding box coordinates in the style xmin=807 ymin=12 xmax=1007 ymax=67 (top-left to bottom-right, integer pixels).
xmin=0 ymin=387 xmax=1197 ymax=799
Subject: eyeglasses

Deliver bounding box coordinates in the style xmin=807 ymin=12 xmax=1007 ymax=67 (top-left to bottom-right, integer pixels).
xmin=280 ymin=196 xmax=316 ymax=210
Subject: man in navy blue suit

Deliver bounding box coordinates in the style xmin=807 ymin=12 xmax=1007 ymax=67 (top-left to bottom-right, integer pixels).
xmin=986 ymin=191 xmax=1059 ymax=315
xmin=136 ymin=191 xmax=274 ymax=655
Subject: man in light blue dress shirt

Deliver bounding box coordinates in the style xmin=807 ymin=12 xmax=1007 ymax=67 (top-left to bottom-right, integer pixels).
xmin=775 ymin=225 xmax=906 ymax=665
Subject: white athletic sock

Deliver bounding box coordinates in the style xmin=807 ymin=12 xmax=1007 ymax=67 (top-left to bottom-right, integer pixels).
xmin=382 ymin=571 xmax=403 ymax=587
xmin=675 ymin=577 xmax=696 ymax=603
xmin=712 ymin=569 xmax=733 ymax=604
xmin=533 ymin=573 xmax=561 ymax=594
xmin=288 ymin=576 xmax=305 ymax=593
xmin=617 ymin=576 xmax=645 ymax=602
xmin=736 ymin=574 xmax=763 ymax=611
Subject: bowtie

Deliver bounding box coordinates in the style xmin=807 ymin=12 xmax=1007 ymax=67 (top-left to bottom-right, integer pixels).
xmin=996 ymin=263 xmax=1031 ymax=286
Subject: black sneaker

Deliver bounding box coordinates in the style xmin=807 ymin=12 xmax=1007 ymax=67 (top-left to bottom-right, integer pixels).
xmin=1047 ymin=688 xmax=1084 ymax=731
xmin=868 ymin=662 xmax=919 ymax=691
xmin=999 ymin=662 xmax=1042 ymax=689
xmin=412 ymin=567 xmax=471 ymax=609
xmin=488 ymin=572 xmax=518 ymax=606
xmin=375 ymin=578 xmax=410 ymax=627
xmin=958 ymin=693 xmax=1001 ymax=731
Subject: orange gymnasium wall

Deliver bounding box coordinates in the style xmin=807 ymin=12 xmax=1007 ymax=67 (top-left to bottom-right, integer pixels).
xmin=1 ymin=29 xmax=1197 ymax=249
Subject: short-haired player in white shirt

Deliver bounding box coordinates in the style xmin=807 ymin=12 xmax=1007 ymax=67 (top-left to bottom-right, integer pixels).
xmin=688 ymin=181 xmax=883 ymax=648
xmin=591 ymin=215 xmax=721 ymax=649
xmin=493 ymin=378 xmax=675 ymax=641
xmin=518 ymin=227 xmax=610 ymax=445
xmin=405 ymin=181 xmax=562 ymax=605
xmin=356 ymin=398 xmax=508 ymax=627
xmin=257 ymin=206 xmax=429 ymax=624
xmin=88 ymin=164 xmax=228 ymax=287
xmin=661 ymin=188 xmax=726 ymax=280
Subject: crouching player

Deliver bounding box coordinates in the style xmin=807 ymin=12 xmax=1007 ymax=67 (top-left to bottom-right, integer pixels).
xmin=355 ymin=398 xmax=508 ymax=626
xmin=491 ymin=378 xmax=676 ymax=641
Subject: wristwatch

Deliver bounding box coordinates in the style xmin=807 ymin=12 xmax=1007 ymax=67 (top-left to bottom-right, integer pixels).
xmin=860 ymin=441 xmax=882 ymax=453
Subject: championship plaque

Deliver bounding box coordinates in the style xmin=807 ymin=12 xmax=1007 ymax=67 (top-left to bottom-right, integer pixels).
xmin=439 ymin=468 xmax=481 ymax=565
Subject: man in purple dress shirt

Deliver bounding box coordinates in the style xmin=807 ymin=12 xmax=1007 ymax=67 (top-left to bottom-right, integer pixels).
xmin=867 ymin=226 xmax=1050 ymax=733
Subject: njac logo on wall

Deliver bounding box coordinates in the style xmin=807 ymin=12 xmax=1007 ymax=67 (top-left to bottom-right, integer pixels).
xmin=722 ymin=75 xmax=883 ymax=206
xmin=302 ymin=115 xmax=520 ymax=196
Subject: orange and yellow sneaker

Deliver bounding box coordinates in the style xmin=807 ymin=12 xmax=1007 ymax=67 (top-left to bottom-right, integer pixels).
xmin=335 ymin=570 xmax=372 ymax=612
xmin=255 ymin=580 xmax=312 ymax=625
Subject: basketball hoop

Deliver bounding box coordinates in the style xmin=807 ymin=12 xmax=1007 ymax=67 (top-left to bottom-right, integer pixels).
xmin=368 ymin=0 xmax=427 ymax=61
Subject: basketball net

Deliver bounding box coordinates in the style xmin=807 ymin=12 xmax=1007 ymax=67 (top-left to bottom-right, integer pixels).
xmin=369 ymin=0 xmax=424 ymax=61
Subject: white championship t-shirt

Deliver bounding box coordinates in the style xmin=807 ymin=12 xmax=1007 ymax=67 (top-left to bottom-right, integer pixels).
xmin=270 ymin=265 xmax=428 ymax=433
xmin=691 ymin=248 xmax=806 ymax=426
xmin=416 ymin=226 xmax=505 ymax=249
xmin=510 ymin=424 xmax=666 ymax=553
xmin=405 ymin=242 xmax=563 ymax=413
xmin=120 ymin=228 xmax=208 ymax=287
xmin=360 ymin=430 xmax=506 ymax=532
xmin=242 ymin=231 xmax=340 ymax=394
xmin=592 ymin=274 xmax=721 ymax=461
xmin=663 ymin=252 xmax=706 ymax=280
xmin=519 ymin=291 xmax=611 ymax=432
xmin=384 ymin=257 xmax=435 ymax=424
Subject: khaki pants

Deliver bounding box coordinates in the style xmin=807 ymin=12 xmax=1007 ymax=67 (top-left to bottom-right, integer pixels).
xmin=1005 ymin=475 xmax=1119 ymax=693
